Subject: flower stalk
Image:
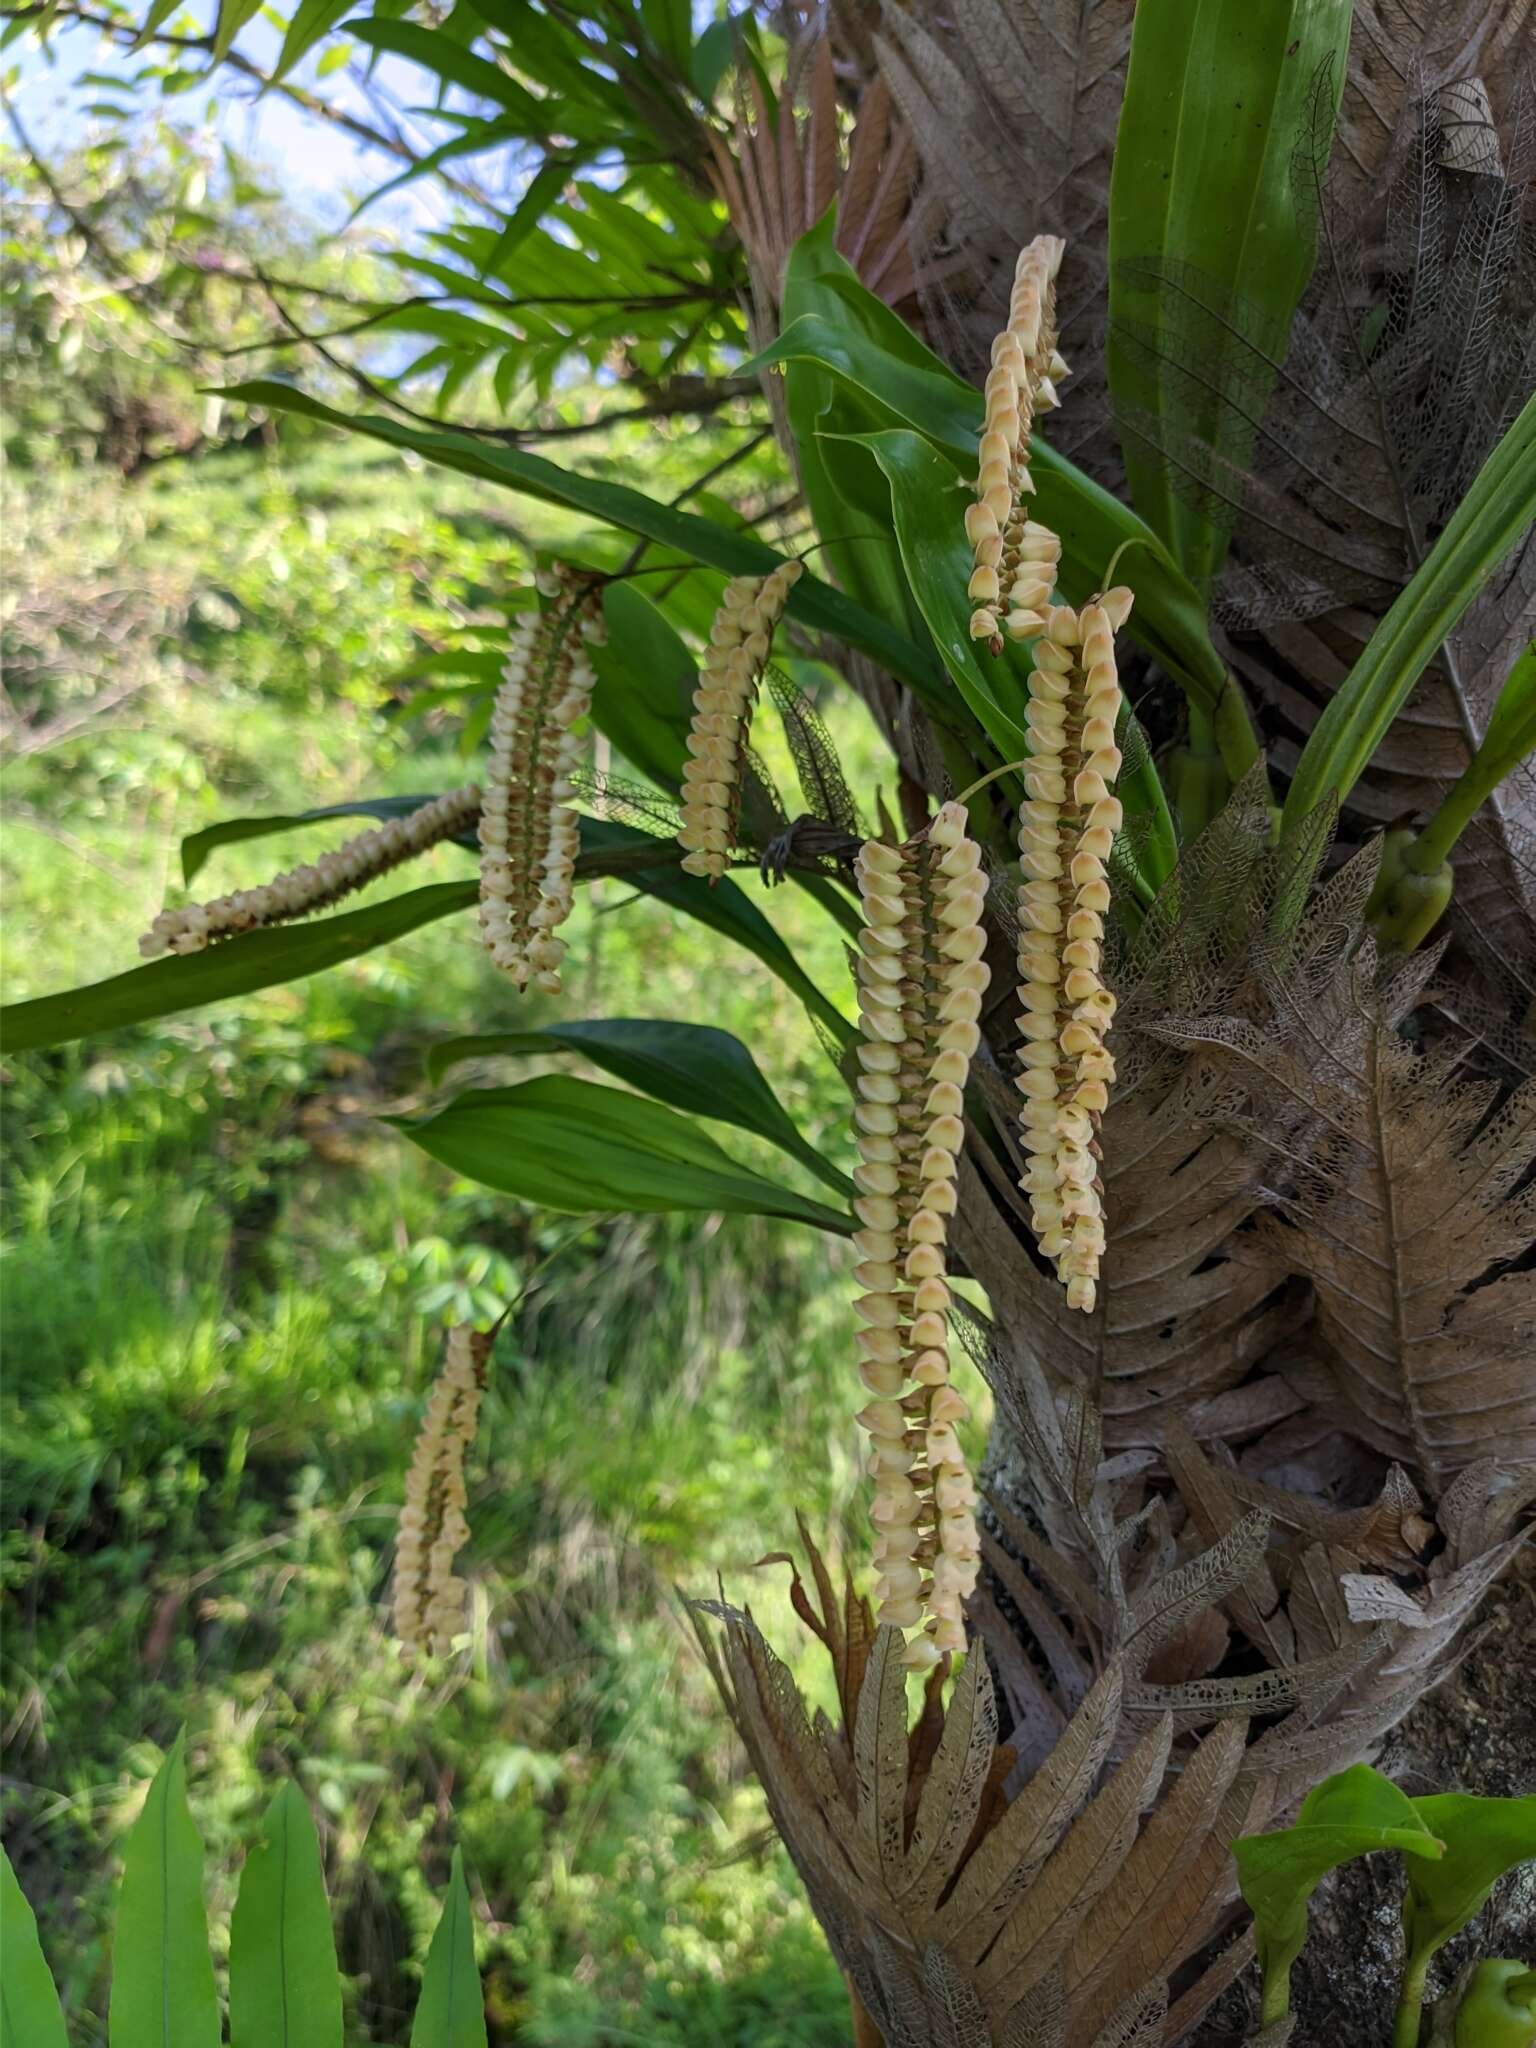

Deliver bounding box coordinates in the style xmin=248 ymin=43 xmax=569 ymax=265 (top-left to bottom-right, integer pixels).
xmin=678 ymin=559 xmax=803 ymax=881
xmin=965 ymin=235 xmax=1069 ymax=653
xmin=139 ymin=785 xmax=482 ymax=958
xmin=392 ymin=1323 xmax=489 ymax=1655
xmin=1009 ymin=590 xmax=1133 ymax=1312
xmin=852 ymin=800 xmax=987 ymax=1667
xmin=479 ymin=571 xmax=606 ymax=992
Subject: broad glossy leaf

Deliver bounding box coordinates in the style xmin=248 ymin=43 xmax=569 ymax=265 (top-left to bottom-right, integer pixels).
xmin=395 ymin=1076 xmax=851 ymax=1232
xmin=1403 ymin=1793 xmax=1536 ymax=1967
xmin=425 ymin=1018 xmax=853 ymax=1195
xmin=0 ymin=882 xmax=479 ymax=1056
xmin=216 ymin=382 xmax=942 ymax=703
xmin=409 ymin=1851 xmax=486 ymax=2048
xmin=109 ymin=1730 xmax=220 ymax=2048
xmin=589 ymin=583 xmax=693 ymax=790
xmin=1284 ymin=395 xmax=1536 ymax=831
xmin=0 ymin=1848 xmax=66 ymax=2048
xmin=1235 ymin=1764 xmax=1443 ymax=2019
xmin=228 ymin=1782 xmax=343 ymax=2048
xmin=1108 ymin=0 xmax=1350 ymax=587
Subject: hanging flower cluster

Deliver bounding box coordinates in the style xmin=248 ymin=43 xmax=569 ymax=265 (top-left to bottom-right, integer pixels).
xmin=1009 ymin=591 xmax=1132 ymax=1312
xmin=851 ymin=800 xmax=987 ymax=1668
xmin=965 ymin=234 xmax=1069 ymax=651
xmin=479 ymin=571 xmax=606 ymax=992
xmin=139 ymin=784 xmax=482 ymax=958
xmin=392 ymin=1324 xmax=488 ymax=1655
xmin=677 ymin=559 xmax=803 ymax=881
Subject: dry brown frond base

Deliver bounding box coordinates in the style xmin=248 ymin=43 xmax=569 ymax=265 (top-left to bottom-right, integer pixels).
xmin=1191 ymin=1549 xmax=1536 ymax=2046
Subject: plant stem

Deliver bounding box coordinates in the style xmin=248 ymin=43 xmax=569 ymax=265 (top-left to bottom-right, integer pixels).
xmin=1394 ymin=1953 xmax=1431 ymax=2048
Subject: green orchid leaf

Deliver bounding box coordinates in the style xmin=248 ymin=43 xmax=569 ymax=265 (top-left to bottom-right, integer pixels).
xmin=1235 ymin=1764 xmax=1444 ymax=2026
xmin=409 ymin=1850 xmax=487 ymax=2048
xmin=1108 ymin=0 xmax=1349 ymax=588
xmin=426 ymin=1018 xmax=853 ymax=1196
xmin=214 ymin=381 xmax=943 ymax=704
xmin=0 ymin=882 xmax=480 ymax=1057
xmin=228 ymin=1782 xmax=344 ymax=2048
xmin=0 ymin=1848 xmax=67 ymax=2048
xmin=109 ymin=1730 xmax=220 ymax=2048
xmin=394 ymin=1075 xmax=852 ymax=1232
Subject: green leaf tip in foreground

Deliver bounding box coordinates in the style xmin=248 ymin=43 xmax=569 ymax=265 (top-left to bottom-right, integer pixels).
xmin=410 ymin=1850 xmax=487 ymax=2048
xmin=394 ymin=1075 xmax=853 ymax=1234
xmin=229 ymin=1781 xmax=344 ymax=2048
xmin=1395 ymin=1792 xmax=1536 ymax=2045
xmin=425 ymin=1018 xmax=854 ymax=1197
xmin=1234 ymin=1762 xmax=1444 ymax=2026
xmin=109 ymin=1728 xmax=221 ymax=2048
xmin=1 ymin=1847 xmax=67 ymax=2048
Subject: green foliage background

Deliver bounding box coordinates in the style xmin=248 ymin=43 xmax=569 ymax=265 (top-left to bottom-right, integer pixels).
xmin=0 ymin=138 xmax=938 ymax=2042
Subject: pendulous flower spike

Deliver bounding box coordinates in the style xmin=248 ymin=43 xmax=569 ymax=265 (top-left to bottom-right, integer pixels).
xmin=965 ymin=235 xmax=1068 ymax=647
xmin=140 ymin=785 xmax=483 ymax=959
xmin=677 ymin=560 xmax=803 ymax=882
xmin=478 ymin=570 xmax=607 ymax=994
xmin=851 ymin=799 xmax=987 ymax=1667
xmin=1013 ymin=593 xmax=1131 ymax=1313
xmin=392 ymin=1323 xmax=489 ymax=1655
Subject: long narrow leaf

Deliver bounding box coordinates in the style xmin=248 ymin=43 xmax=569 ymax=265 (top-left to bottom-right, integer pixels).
xmin=1284 ymin=396 xmax=1536 ymax=831
xmin=109 ymin=1730 xmax=220 ymax=2048
xmin=425 ymin=1018 xmax=854 ymax=1195
xmin=1108 ymin=0 xmax=1350 ymax=587
xmin=215 ymin=381 xmax=944 ymax=704
xmin=0 ymin=1849 xmax=67 ymax=2048
xmin=394 ymin=1076 xmax=852 ymax=1231
xmin=228 ymin=1783 xmax=344 ymax=2048
xmin=409 ymin=1851 xmax=487 ymax=2048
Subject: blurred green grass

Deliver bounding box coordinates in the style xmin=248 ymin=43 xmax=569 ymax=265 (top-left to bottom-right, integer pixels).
xmin=1 ymin=438 xmax=993 ymax=2043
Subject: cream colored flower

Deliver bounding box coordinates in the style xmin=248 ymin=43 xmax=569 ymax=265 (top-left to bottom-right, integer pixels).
xmin=852 ymin=800 xmax=987 ymax=1667
xmin=678 ymin=560 xmax=803 ymax=882
xmin=1010 ymin=588 xmax=1133 ymax=1312
xmin=479 ymin=569 xmax=607 ymax=994
xmin=139 ymin=785 xmax=481 ymax=959
xmin=392 ymin=1324 xmax=488 ymax=1655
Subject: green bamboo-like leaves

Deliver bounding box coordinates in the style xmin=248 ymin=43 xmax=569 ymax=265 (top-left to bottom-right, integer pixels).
xmin=228 ymin=1783 xmax=344 ymax=2048
xmin=1 ymin=1848 xmax=67 ymax=2048
xmin=1285 ymin=395 xmax=1536 ymax=833
xmin=215 ymin=381 xmax=942 ymax=704
xmin=1107 ymin=0 xmax=1350 ymax=589
xmin=109 ymin=1730 xmax=221 ymax=2048
xmin=426 ymin=1018 xmax=853 ymax=1196
xmin=1235 ymin=1763 xmax=1444 ymax=2026
xmin=395 ymin=1076 xmax=851 ymax=1232
xmin=410 ymin=1851 xmax=487 ymax=2048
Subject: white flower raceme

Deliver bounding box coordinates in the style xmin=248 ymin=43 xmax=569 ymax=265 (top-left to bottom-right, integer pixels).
xmin=139 ymin=784 xmax=481 ymax=959
xmin=966 ymin=235 xmax=1070 ymax=651
xmin=677 ymin=559 xmax=803 ymax=881
xmin=392 ymin=1323 xmax=487 ymax=1655
xmin=1009 ymin=588 xmax=1134 ymax=1313
xmin=852 ymin=799 xmax=987 ymax=1670
xmin=479 ymin=571 xmax=606 ymax=993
